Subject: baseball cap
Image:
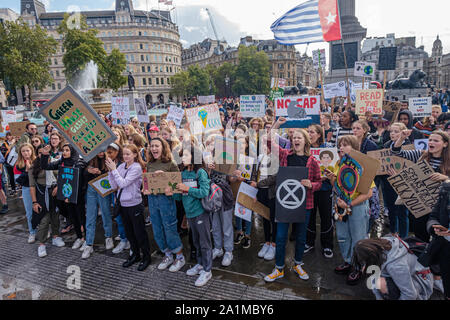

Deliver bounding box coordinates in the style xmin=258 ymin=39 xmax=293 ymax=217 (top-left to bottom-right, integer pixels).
xmin=148 ymin=126 xmax=160 ymax=132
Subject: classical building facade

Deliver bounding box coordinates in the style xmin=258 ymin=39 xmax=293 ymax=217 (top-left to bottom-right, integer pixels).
xmin=424 ymin=36 xmax=450 ymax=89
xmin=0 ymin=8 xmax=19 ymax=24
xmin=18 ymin=0 xmax=182 ymax=105
xmin=296 ymin=52 xmax=317 ymax=88
xmin=181 ymin=38 xmax=231 ymax=69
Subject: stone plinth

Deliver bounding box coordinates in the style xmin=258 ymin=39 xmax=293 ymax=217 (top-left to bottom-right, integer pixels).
xmin=385 ymin=88 xmax=429 ymax=102
xmin=127 ymin=90 xmax=139 ymax=112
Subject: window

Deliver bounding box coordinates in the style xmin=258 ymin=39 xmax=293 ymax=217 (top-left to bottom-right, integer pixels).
xmin=160 ymin=66 xmax=163 ymax=72
xmin=169 ymin=66 xmax=172 ymax=73
xmin=155 ymin=66 xmax=158 ymax=72
xmin=148 ymin=78 xmax=152 ymax=85
xmin=146 ymin=55 xmax=149 ymax=62
xmin=166 ymin=66 xmax=169 ymax=72
xmin=126 ymin=55 xmax=129 ymax=61
xmin=140 ymin=43 xmax=143 ymax=50
xmin=156 ymin=78 xmax=159 ymax=85
xmin=142 ymin=66 xmax=145 ymax=72
xmin=139 ymin=31 xmax=142 ymax=36
xmin=161 ymin=78 xmax=164 ymax=85
xmin=56 ymin=70 xmax=60 ymax=77
xmin=414 ymin=61 xmax=417 ymax=67
xmin=57 ymin=83 xmax=61 ymax=90
xmin=167 ymin=78 xmax=170 ymax=85
xmin=141 ymin=55 xmax=144 ymax=62
xmin=404 ymin=62 xmax=408 ymax=68
xmin=54 ymin=59 xmax=58 ymax=65
xmin=143 ymin=78 xmax=146 ymax=85
xmin=52 ymin=84 xmax=56 ymax=90
xmin=131 ymin=55 xmax=135 ymax=62
xmin=147 ymin=66 xmax=151 ymax=72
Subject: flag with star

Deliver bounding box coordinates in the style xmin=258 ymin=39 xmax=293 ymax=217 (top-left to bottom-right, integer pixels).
xmin=271 ymin=0 xmax=342 ymax=45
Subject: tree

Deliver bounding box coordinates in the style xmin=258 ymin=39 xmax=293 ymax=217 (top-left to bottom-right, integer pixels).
xmin=186 ymin=65 xmax=212 ymax=97
xmin=232 ymin=46 xmax=270 ymax=96
xmin=99 ymin=48 xmax=127 ymax=92
xmin=0 ymin=20 xmax=57 ymax=110
xmin=213 ymin=62 xmax=236 ymax=97
xmin=57 ymin=13 xmax=106 ymax=85
xmin=170 ymin=70 xmax=189 ymax=100
xmin=204 ymin=64 xmax=217 ymax=95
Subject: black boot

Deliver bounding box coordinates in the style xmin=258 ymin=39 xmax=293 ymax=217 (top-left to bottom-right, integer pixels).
xmin=137 ymin=256 xmax=152 ymax=271
xmin=123 ymin=254 xmax=141 ymax=268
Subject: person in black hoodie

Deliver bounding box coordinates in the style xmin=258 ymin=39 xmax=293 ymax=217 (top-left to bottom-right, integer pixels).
xmin=40 ymin=143 xmax=87 ymax=250
xmin=391 ymin=110 xmax=424 ymax=143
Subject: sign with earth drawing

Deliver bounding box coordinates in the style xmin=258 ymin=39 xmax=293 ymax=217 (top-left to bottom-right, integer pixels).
xmin=275 ymin=167 xmax=308 ymax=223
xmin=88 ymin=173 xmax=116 ymax=197
xmin=57 ymin=167 xmax=80 ymax=204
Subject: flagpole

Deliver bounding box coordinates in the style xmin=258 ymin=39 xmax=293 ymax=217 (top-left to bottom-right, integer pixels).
xmin=336 ymin=2 xmax=352 ymax=110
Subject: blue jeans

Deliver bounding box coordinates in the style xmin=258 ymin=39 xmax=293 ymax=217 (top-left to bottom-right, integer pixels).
xmin=85 ymin=185 xmax=113 ymax=246
xmin=148 ymin=195 xmax=182 ymax=254
xmin=381 ymin=176 xmax=409 ymax=238
xmin=275 ymin=210 xmax=311 ymax=269
xmin=235 ymin=216 xmax=252 ymax=236
xmin=108 ymin=193 xmax=127 ymax=241
xmin=336 ymin=201 xmax=370 ymax=263
xmin=22 ymin=186 xmax=35 ymax=235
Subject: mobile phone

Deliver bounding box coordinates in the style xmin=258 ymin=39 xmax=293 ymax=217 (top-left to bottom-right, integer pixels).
xmin=433 ymin=225 xmax=448 ymax=232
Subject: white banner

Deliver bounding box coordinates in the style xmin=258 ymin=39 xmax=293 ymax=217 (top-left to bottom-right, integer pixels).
xmin=111 ymin=97 xmax=130 ymax=125
xmin=166 ymin=105 xmax=184 ymax=128
xmin=240 ymin=95 xmax=266 ymax=117
xmin=185 ymin=104 xmax=222 ymax=135
xmin=134 ymin=98 xmax=148 ymax=123
xmin=323 ymin=81 xmax=347 ymax=99
xmin=271 ymin=78 xmax=286 ymax=89
xmin=409 ymin=97 xmax=432 ymax=118
xmin=198 ymin=95 xmax=215 ymax=104
xmin=312 ymin=49 xmax=326 ymax=70
xmin=354 ymin=61 xmax=376 ymax=79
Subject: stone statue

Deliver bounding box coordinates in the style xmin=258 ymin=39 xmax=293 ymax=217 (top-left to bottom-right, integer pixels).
xmin=387 ymin=69 xmax=427 ymax=90
xmin=283 ymin=86 xmax=299 ymax=96
xmin=297 ymin=82 xmax=309 ymax=95
xmin=128 ymin=72 xmax=135 ymax=91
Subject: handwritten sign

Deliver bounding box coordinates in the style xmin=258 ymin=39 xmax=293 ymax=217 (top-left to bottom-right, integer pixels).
xmin=388 ymin=160 xmax=441 ymax=218
xmin=367 ymin=145 xmax=415 ymax=175
xmin=111 ymin=97 xmax=130 ymax=125
xmin=142 ymin=172 xmax=182 ymax=194
xmin=234 ymin=182 xmax=258 ymax=223
xmin=39 ymin=86 xmax=116 ymax=162
xmin=57 ymin=167 xmax=80 ymax=204
xmin=312 ymin=49 xmax=326 ymax=70
xmin=275 ymin=96 xmax=320 ymax=128
xmin=198 ymin=95 xmax=215 ymax=104
xmin=354 ymin=61 xmax=376 ymax=78
xmin=88 ymin=173 xmax=116 ymax=197
xmin=185 ymin=104 xmax=221 ymax=135
xmin=323 ymin=81 xmax=347 ymax=99
xmin=134 ymin=98 xmax=148 ymax=123
xmin=166 ymin=105 xmax=184 ymax=128
xmin=238 ymin=154 xmax=255 ymax=180
xmin=9 ymin=121 xmax=30 ymax=137
xmin=414 ymin=139 xmax=429 ymax=151
xmin=355 ymin=89 xmax=383 ymax=115
xmin=240 ymin=95 xmax=265 ymax=117
xmin=409 ymin=97 xmax=432 ymax=118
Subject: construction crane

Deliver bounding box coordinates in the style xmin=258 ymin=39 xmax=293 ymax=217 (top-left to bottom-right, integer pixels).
xmin=205 ymin=8 xmax=220 ymax=41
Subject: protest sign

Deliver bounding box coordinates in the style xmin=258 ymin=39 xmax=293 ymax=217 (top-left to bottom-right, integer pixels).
xmin=240 ymin=95 xmax=265 ymax=118
xmin=234 ymin=182 xmax=258 ymax=223
xmin=271 ymin=78 xmax=286 ymax=89
xmin=111 ymin=97 xmax=130 ymax=125
xmin=275 ymin=96 xmax=320 ymax=128
xmin=185 ymin=104 xmax=221 ymax=135
xmin=166 ymin=104 xmax=184 ymax=128
xmin=275 ymin=167 xmax=308 ymax=223
xmin=142 ymin=172 xmax=182 ymax=194
xmin=409 ymin=97 xmax=432 ymax=118
xmin=367 ymin=145 xmax=415 ymax=175
xmin=214 ymin=136 xmax=241 ymax=175
xmin=9 ymin=121 xmax=29 ymax=137
xmin=415 ymin=139 xmax=429 ymax=151
xmin=57 ymin=167 xmax=80 ymax=204
xmin=355 ymin=89 xmax=383 ymax=115
xmin=379 ymin=47 xmax=398 ymax=71
xmin=311 ymin=148 xmax=339 ymax=177
xmin=238 ymin=154 xmax=255 ymax=180
xmin=388 ymin=160 xmax=441 ymax=218
xmin=198 ymin=95 xmax=215 ymax=104
xmin=269 ymin=88 xmax=284 ymax=101
xmin=323 ymin=81 xmax=347 ymax=99
xmin=354 ymin=61 xmax=376 ymax=78
xmin=237 ymin=193 xmax=270 ymax=221
xmin=312 ymin=49 xmax=326 ymax=70
xmin=134 ymin=98 xmax=148 ymax=123
xmin=348 ymin=150 xmax=381 ymax=194
xmin=1 ymin=110 xmax=17 ymax=124
xmin=88 ymin=173 xmax=116 ymax=197
xmin=39 ymin=86 xmax=116 ymax=162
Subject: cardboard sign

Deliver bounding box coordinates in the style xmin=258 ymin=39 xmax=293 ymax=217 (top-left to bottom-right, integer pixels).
xmin=240 ymin=95 xmax=265 ymax=118
xmin=214 ymin=136 xmax=241 ymax=175
xmin=57 ymin=167 xmax=80 ymax=204
xmin=238 ymin=154 xmax=255 ymax=180
xmin=415 ymin=139 xmax=429 ymax=151
xmin=312 ymin=49 xmax=326 ymax=70
xmin=409 ymin=97 xmax=432 ymax=118
xmin=311 ymin=148 xmax=339 ymax=177
xmin=88 ymin=173 xmax=116 ymax=197
xmin=237 ymin=193 xmax=270 ymax=221
xmin=185 ymin=104 xmax=221 ymax=135
xmin=378 ymin=47 xmax=398 ymax=71
xmin=135 ymin=98 xmax=148 ymax=123
xmin=367 ymin=145 xmax=415 ymax=175
xmin=348 ymin=150 xmax=380 ymax=194
xmin=39 ymin=86 xmax=116 ymax=162
xmin=1 ymin=110 xmax=17 ymax=124
xmin=111 ymin=96 xmax=130 ymax=125
xmin=166 ymin=104 xmax=184 ymax=128
xmin=388 ymin=160 xmax=441 ymax=218
xmin=275 ymin=96 xmax=320 ymax=128
xmin=354 ymin=61 xmax=376 ymax=79
xmin=234 ymin=182 xmax=258 ymax=222
xmin=198 ymin=95 xmax=215 ymax=104
xmin=275 ymin=167 xmax=308 ymax=223
xmin=355 ymin=89 xmax=383 ymax=115
xmin=9 ymin=121 xmax=30 ymax=137
xmin=142 ymin=171 xmax=182 ymax=194
xmin=323 ymin=81 xmax=347 ymax=99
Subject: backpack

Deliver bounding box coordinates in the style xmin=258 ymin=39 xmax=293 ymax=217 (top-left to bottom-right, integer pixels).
xmin=197 ymin=169 xmax=223 ymax=214
xmin=401 ymin=236 xmax=428 ymax=258
xmin=6 ymin=146 xmax=18 ymax=167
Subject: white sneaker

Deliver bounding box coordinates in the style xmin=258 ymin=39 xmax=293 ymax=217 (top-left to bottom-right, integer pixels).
xmin=186 ymin=264 xmax=203 ymax=276
xmin=195 ymin=270 xmax=212 ymax=287
xmin=72 ymin=239 xmax=84 ymax=250
xmin=125 ymin=241 xmax=130 ymax=249
xmin=38 ymin=245 xmax=47 ymax=258
xmin=221 ymin=252 xmax=233 ymax=267
xmin=105 ymin=237 xmax=114 ymax=250
xmin=212 ymin=248 xmax=224 ymax=260
xmin=434 ymin=279 xmax=444 ymax=294
xmin=158 ymin=255 xmax=174 ymax=270
xmin=28 ymin=234 xmax=36 ymax=244
xmin=81 ymin=245 xmax=93 ymax=259
xmin=112 ymin=240 xmax=128 ymax=254
xmin=52 ymin=237 xmax=65 ymax=247
xmin=264 ymin=245 xmax=276 ymax=261
xmin=169 ymin=258 xmax=186 ymax=272
xmin=114 ymin=235 xmax=121 ymax=241
xmin=79 ymin=241 xmax=88 ymax=251
xmin=258 ymin=243 xmax=270 ymax=258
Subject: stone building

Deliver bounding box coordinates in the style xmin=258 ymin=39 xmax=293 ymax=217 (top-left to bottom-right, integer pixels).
xmin=0 ymin=8 xmax=19 ymax=24
xmin=181 ymin=38 xmax=231 ymax=69
xmin=18 ymin=0 xmax=182 ymax=105
xmin=0 ymin=81 xmax=7 ymax=108
xmin=424 ymin=36 xmax=450 ymax=89
xmin=296 ymin=52 xmax=317 ymax=88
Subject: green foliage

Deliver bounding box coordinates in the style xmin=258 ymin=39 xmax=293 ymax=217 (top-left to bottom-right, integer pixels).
xmin=100 ymin=49 xmax=127 ymax=92
xmin=213 ymin=62 xmax=236 ymax=97
xmin=232 ymin=46 xmax=270 ymax=96
xmin=170 ymin=70 xmax=189 ymax=99
xmin=0 ymin=19 xmax=57 ymax=109
xmin=186 ymin=65 xmax=213 ymax=96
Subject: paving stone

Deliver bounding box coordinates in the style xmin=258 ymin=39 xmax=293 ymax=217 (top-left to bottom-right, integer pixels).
xmin=202 ymin=279 xmax=247 ymax=300
xmin=241 ymin=286 xmax=284 ymax=300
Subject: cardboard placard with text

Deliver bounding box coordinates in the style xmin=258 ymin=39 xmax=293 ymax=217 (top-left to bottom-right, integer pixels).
xmin=142 ymin=172 xmax=182 ymax=194
xmin=367 ymin=145 xmax=415 ymax=175
xmin=185 ymin=104 xmax=221 ymax=135
xmin=388 ymin=160 xmax=441 ymax=218
xmin=348 ymin=150 xmax=381 ymax=194
xmin=39 ymin=86 xmax=116 ymax=162
xmin=57 ymin=167 xmax=80 ymax=204
xmin=355 ymin=89 xmax=383 ymax=115
xmin=9 ymin=121 xmax=30 ymax=137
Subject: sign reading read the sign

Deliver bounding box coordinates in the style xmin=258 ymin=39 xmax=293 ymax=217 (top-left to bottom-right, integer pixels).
xmin=39 ymin=86 xmax=116 ymax=162
xmin=355 ymin=89 xmax=383 ymax=115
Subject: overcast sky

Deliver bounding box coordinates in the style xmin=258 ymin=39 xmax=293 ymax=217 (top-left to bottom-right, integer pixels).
xmin=4 ymin=0 xmax=449 ymax=56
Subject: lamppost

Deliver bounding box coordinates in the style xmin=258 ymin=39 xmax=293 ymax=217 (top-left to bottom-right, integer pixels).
xmin=224 ymin=75 xmax=230 ymax=98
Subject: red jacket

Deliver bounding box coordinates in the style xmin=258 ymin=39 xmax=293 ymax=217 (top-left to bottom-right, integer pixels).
xmin=277 ymin=145 xmax=322 ymax=210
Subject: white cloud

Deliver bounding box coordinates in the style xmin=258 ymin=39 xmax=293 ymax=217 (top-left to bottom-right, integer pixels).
xmin=199 ymin=8 xmax=209 ymax=21
xmin=40 ymin=0 xmax=51 ymax=8
xmin=184 ymin=26 xmax=200 ymax=32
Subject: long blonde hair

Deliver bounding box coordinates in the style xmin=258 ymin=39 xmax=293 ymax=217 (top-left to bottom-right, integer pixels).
xmin=16 ymin=143 xmax=36 ymax=169
xmin=123 ymin=144 xmax=146 ymax=170
xmin=293 ymin=129 xmax=312 ymax=157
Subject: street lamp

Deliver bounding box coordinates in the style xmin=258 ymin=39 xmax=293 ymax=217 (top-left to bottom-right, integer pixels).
xmin=224 ymin=75 xmax=230 ymax=98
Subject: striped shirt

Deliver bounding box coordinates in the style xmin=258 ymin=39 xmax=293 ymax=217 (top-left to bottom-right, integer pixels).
xmin=330 ymin=127 xmax=353 ymax=147
xmin=391 ymin=146 xmax=443 ymax=172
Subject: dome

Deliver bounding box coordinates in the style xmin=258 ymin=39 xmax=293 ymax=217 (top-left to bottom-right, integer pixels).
xmin=433 ymin=35 xmax=442 ymax=48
